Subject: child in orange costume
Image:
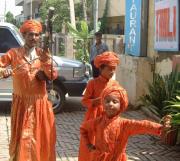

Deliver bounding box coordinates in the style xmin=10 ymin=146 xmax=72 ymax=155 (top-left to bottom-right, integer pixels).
xmin=78 ymin=52 xmax=120 ymax=161
xmin=80 ymin=84 xmax=172 ymax=161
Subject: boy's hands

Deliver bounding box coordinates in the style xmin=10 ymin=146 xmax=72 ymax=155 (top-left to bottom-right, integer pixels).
xmin=160 ymin=115 xmax=172 ymax=141
xmin=92 ymin=97 xmax=101 ymax=107
xmin=162 ymin=115 xmax=172 ymax=131
xmin=87 ymin=143 xmax=96 ymax=151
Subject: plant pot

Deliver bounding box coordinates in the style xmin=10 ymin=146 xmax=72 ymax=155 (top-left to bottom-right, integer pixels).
xmin=162 ymin=128 xmax=178 ymax=146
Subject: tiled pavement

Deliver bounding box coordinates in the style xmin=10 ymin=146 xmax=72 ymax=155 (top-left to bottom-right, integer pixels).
xmin=0 ymin=98 xmax=180 ymax=161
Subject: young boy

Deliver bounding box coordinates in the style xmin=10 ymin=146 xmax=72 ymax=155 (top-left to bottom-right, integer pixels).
xmin=78 ymin=52 xmax=120 ymax=161
xmin=80 ymin=83 xmax=171 ymax=161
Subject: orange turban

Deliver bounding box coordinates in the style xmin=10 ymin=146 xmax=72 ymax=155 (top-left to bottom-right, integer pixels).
xmin=20 ymin=20 xmax=42 ymax=33
xmin=101 ymin=83 xmax=128 ymax=113
xmin=94 ymin=51 xmax=120 ymax=68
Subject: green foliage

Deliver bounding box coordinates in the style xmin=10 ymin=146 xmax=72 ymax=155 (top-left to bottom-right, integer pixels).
xmin=39 ymin=0 xmax=70 ymax=32
xmin=139 ymin=69 xmax=180 ymax=117
xmin=66 ymin=21 xmax=94 ymax=62
xmin=164 ymin=83 xmax=180 ymax=144
xmin=5 ymin=12 xmax=21 ymax=28
xmin=5 ymin=12 xmax=14 ymax=23
xmin=100 ymin=0 xmax=109 ymax=33
xmin=139 ymin=74 xmax=167 ymax=113
xmin=39 ymin=0 xmax=93 ymax=33
xmin=70 ymin=0 xmax=92 ymax=22
xmin=171 ymin=113 xmax=180 ymax=127
xmin=164 ymin=81 xmax=180 ymax=115
xmin=67 ymin=21 xmax=93 ymax=39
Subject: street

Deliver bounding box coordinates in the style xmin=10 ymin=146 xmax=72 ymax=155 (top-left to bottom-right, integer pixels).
xmin=0 ymin=97 xmax=180 ymax=161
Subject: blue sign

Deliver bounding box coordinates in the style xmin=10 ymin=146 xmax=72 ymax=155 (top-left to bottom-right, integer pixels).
xmin=125 ymin=0 xmax=142 ymax=56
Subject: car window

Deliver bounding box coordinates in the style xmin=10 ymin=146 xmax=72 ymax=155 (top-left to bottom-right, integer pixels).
xmin=0 ymin=27 xmax=19 ymax=53
xmin=12 ymin=25 xmax=24 ymax=42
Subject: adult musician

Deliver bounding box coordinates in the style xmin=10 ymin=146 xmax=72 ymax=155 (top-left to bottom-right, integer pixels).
xmin=0 ymin=20 xmax=57 ymax=161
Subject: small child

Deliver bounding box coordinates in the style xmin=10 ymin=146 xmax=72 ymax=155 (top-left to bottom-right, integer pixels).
xmin=80 ymin=83 xmax=171 ymax=161
xmin=78 ymin=52 xmax=120 ymax=161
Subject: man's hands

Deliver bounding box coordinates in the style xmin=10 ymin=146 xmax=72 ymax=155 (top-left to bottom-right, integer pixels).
xmin=39 ymin=49 xmax=51 ymax=62
xmin=87 ymin=143 xmax=96 ymax=151
xmin=0 ymin=68 xmax=12 ymax=78
xmin=92 ymin=97 xmax=101 ymax=107
xmin=35 ymin=70 xmax=49 ymax=81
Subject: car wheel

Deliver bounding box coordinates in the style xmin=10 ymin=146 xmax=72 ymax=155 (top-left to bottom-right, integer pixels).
xmin=47 ymin=84 xmax=65 ymax=114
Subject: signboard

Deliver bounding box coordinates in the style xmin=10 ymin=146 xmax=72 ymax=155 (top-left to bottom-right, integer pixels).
xmin=125 ymin=0 xmax=148 ymax=56
xmin=154 ymin=0 xmax=179 ymax=51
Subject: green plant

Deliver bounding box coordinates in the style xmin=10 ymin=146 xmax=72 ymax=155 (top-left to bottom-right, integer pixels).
xmin=139 ymin=74 xmax=167 ymax=116
xmin=39 ymin=0 xmax=70 ymax=32
xmin=66 ymin=20 xmax=100 ymax=63
xmin=100 ymin=0 xmax=109 ymax=33
xmin=164 ymin=96 xmax=180 ymax=114
xmin=164 ymin=90 xmax=180 ymax=145
xmin=164 ymin=80 xmax=180 ymax=117
xmin=139 ymin=69 xmax=180 ymax=117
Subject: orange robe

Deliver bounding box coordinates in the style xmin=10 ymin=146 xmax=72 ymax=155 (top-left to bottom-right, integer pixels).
xmin=80 ymin=114 xmax=162 ymax=161
xmin=78 ymin=76 xmax=117 ymax=161
xmin=0 ymin=47 xmax=57 ymax=161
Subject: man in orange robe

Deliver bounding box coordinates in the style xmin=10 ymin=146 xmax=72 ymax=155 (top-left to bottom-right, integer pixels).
xmin=0 ymin=20 xmax=57 ymax=161
xmin=80 ymin=84 xmax=172 ymax=161
xmin=78 ymin=52 xmax=120 ymax=161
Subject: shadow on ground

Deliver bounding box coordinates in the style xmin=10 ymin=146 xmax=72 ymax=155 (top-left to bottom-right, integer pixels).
xmin=60 ymin=97 xmax=85 ymax=113
xmin=0 ymin=97 xmax=85 ymax=114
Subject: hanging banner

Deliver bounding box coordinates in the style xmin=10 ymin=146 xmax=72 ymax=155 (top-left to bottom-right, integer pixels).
xmin=125 ymin=0 xmax=148 ymax=56
xmin=154 ymin=0 xmax=179 ymax=51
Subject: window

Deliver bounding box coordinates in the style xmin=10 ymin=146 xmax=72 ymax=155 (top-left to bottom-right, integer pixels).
xmin=0 ymin=27 xmax=20 ymax=53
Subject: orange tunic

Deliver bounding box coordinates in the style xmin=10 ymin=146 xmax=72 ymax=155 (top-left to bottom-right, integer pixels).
xmin=80 ymin=114 xmax=162 ymax=161
xmin=0 ymin=47 xmax=57 ymax=161
xmin=79 ymin=76 xmax=117 ymax=161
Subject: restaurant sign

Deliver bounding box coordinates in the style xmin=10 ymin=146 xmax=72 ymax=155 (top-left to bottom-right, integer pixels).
xmin=155 ymin=0 xmax=179 ymax=51
xmin=125 ymin=0 xmax=148 ymax=56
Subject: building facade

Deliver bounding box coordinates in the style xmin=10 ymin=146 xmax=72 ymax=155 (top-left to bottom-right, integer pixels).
xmin=15 ymin=0 xmax=42 ymax=20
xmin=116 ymin=0 xmax=180 ymax=105
xmin=98 ymin=0 xmax=125 ymax=34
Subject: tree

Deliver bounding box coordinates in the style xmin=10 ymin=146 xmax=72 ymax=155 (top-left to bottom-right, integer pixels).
xmin=39 ymin=0 xmax=93 ymax=32
xmin=81 ymin=0 xmax=87 ymax=21
xmin=5 ymin=11 xmax=21 ymax=28
xmin=39 ymin=0 xmax=70 ymax=32
xmin=93 ymin=0 xmax=98 ymax=32
xmin=66 ymin=20 xmax=100 ymax=62
xmin=75 ymin=0 xmax=92 ymax=21
xmin=67 ymin=21 xmax=93 ymax=62
xmin=68 ymin=0 xmax=76 ymax=28
xmin=5 ymin=12 xmax=15 ymax=24
xmin=100 ymin=0 xmax=109 ymax=33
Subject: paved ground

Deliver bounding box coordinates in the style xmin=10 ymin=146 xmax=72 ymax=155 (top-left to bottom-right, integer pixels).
xmin=0 ymin=97 xmax=180 ymax=161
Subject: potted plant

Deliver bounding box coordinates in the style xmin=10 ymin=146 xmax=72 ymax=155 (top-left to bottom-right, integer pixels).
xmin=161 ymin=113 xmax=179 ymax=146
xmin=163 ymin=86 xmax=180 ymax=145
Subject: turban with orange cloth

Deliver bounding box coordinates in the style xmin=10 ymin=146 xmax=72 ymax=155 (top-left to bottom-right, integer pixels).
xmin=101 ymin=83 xmax=128 ymax=113
xmin=20 ymin=20 xmax=42 ymax=33
xmin=94 ymin=51 xmax=120 ymax=68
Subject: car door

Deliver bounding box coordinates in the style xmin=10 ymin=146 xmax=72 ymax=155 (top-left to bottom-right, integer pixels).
xmin=0 ymin=26 xmax=21 ymax=101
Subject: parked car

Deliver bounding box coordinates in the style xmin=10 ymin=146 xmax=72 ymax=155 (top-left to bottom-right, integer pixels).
xmin=0 ymin=22 xmax=91 ymax=113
